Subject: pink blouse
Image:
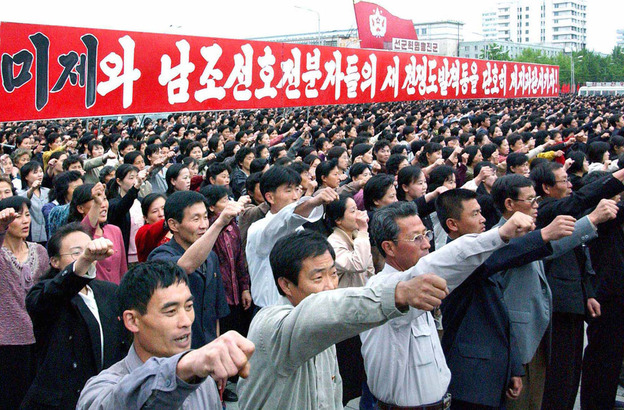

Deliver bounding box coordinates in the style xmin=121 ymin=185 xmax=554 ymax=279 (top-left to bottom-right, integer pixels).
xmin=81 ymin=216 xmax=128 ymax=284
xmin=0 ymin=231 xmax=49 ymax=345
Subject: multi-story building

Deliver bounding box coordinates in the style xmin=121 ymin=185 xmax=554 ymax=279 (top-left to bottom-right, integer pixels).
xmin=482 ymin=12 xmax=498 ymax=40
xmin=412 ymin=21 xmax=464 ymax=56
xmin=459 ymin=40 xmax=564 ymax=59
xmin=483 ymin=0 xmax=586 ymax=51
xmin=617 ymin=29 xmax=624 ymax=48
xmin=253 ymin=21 xmax=465 ymax=56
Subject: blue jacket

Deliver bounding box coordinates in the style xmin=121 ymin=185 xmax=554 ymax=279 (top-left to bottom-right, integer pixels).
xmin=148 ymin=237 xmax=230 ymax=348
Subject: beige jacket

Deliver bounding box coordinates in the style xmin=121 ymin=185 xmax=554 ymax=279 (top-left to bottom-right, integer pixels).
xmin=327 ymin=227 xmax=375 ymax=288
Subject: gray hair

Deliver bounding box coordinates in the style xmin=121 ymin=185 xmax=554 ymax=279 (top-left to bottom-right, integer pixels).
xmin=370 ymin=201 xmax=419 ymax=258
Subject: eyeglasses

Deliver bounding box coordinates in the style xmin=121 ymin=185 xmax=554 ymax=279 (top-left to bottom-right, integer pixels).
xmin=513 ymin=196 xmax=541 ymax=205
xmin=59 ymin=249 xmax=83 ymax=261
xmin=396 ymin=230 xmax=434 ymax=244
xmin=555 ymin=178 xmax=570 ymax=185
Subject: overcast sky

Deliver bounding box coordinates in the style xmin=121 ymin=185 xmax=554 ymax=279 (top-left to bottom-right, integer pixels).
xmin=2 ymin=0 xmax=620 ymax=54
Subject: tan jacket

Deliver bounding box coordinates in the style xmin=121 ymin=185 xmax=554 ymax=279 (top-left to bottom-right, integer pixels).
xmin=327 ymin=227 xmax=375 ymax=288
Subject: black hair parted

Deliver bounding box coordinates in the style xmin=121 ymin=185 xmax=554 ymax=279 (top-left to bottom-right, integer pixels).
xmin=164 ymin=190 xmax=207 ymax=224
xmin=490 ymin=174 xmax=535 ymax=214
xmin=259 ymin=165 xmax=301 ymax=202
xmin=435 ymin=188 xmax=478 ymax=234
xmin=269 ymin=230 xmax=335 ymax=296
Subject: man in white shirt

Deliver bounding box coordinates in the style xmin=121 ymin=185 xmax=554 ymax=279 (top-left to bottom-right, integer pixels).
xmin=361 ymin=201 xmax=535 ymax=408
xmin=246 ymin=165 xmax=339 ymax=308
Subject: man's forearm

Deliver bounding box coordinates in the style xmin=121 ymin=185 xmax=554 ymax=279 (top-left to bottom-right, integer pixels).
xmin=177 ymin=221 xmax=224 ymax=274
xmin=294 ymin=197 xmax=319 ymax=218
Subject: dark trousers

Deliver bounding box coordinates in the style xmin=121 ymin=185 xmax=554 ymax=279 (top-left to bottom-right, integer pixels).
xmin=220 ymin=303 xmax=253 ymax=338
xmin=581 ymin=297 xmax=624 ymax=409
xmin=0 ymin=344 xmax=35 ymax=410
xmin=541 ymin=312 xmax=585 ymax=410
xmin=336 ymin=335 xmax=366 ymax=405
xmin=451 ymin=399 xmax=498 ymax=409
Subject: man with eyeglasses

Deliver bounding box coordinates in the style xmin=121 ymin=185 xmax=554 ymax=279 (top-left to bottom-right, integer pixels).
xmin=490 ymin=175 xmax=618 ymax=409
xmin=361 ymin=200 xmax=540 ymax=409
xmin=432 ymin=188 xmax=590 ymax=409
xmin=23 ymin=223 xmax=129 ymax=409
xmin=530 ymin=162 xmax=624 ymax=409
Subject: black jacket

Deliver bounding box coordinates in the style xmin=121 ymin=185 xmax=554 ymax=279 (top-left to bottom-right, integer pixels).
xmin=588 ymin=202 xmax=624 ymax=300
xmin=107 ymin=185 xmax=140 ymax=255
xmin=22 ymin=264 xmax=130 ymax=409
xmin=230 ymin=167 xmax=248 ymax=200
xmin=536 ymin=174 xmax=624 ymax=314
xmin=442 ymin=230 xmax=552 ymax=407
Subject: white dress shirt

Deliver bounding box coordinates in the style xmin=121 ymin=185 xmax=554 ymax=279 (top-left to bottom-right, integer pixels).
xmin=361 ymin=228 xmax=505 ymax=406
xmin=78 ymin=285 xmax=104 ymax=363
xmin=245 ymin=197 xmax=323 ymax=308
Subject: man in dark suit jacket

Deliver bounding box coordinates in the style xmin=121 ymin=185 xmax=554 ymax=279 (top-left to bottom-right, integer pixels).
xmin=530 ymin=162 xmax=624 ymax=409
xmin=580 ymin=172 xmax=624 ymax=409
xmin=23 ymin=223 xmax=129 ymax=409
xmin=436 ymin=189 xmax=574 ymax=409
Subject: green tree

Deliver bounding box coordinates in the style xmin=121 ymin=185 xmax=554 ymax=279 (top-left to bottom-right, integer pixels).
xmin=479 ymin=43 xmax=511 ymax=61
xmin=508 ymin=46 xmax=624 ymax=85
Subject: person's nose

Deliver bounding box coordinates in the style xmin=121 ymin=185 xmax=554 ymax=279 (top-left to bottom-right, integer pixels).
xmin=323 ymin=275 xmax=337 ymax=291
xmin=178 ymin=309 xmax=193 ymax=328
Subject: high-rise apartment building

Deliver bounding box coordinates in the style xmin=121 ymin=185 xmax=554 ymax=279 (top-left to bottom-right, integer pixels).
xmin=482 ymin=0 xmax=586 ymax=50
xmin=617 ymin=29 xmax=624 ymax=48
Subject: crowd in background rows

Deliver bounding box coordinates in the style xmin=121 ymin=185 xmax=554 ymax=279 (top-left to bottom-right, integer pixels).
xmin=2 ymin=94 xmax=624 ymax=409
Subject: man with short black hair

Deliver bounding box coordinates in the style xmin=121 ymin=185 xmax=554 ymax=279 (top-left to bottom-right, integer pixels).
xmin=78 ymin=261 xmax=255 ymax=409
xmin=436 ymin=188 xmax=484 ymax=240
xmin=238 ymin=229 xmax=449 ymax=409
xmin=149 ymin=190 xmax=245 ymax=348
xmin=246 ymin=166 xmax=338 ymax=308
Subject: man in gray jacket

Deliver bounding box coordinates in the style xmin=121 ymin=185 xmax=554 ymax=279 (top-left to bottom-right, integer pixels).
xmin=237 ymin=229 xmax=450 ymax=409
xmin=491 ymin=174 xmax=619 ymax=409
xmin=77 ymin=261 xmax=255 ymax=409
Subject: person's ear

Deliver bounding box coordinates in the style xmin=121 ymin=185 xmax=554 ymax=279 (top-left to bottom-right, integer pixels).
xmin=542 ymin=183 xmax=552 ymax=196
xmin=504 ymin=198 xmax=515 ymax=213
xmin=77 ymin=204 xmax=86 ymax=215
xmin=277 ymin=277 xmax=294 ymax=297
xmin=50 ymin=256 xmax=61 ymax=270
xmin=122 ymin=310 xmax=140 ymax=334
xmin=445 ymin=218 xmax=459 ymax=233
xmin=335 ymin=217 xmax=344 ymax=229
xmin=167 ymin=218 xmax=180 ymax=233
xmin=381 ymin=240 xmax=396 ymax=258
xmin=265 ymin=191 xmax=275 ymax=206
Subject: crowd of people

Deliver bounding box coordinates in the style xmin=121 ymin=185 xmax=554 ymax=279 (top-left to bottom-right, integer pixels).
xmin=2 ymin=94 xmax=624 ymax=409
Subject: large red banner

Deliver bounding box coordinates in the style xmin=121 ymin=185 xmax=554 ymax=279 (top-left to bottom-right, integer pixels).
xmin=0 ymin=22 xmax=559 ymax=122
